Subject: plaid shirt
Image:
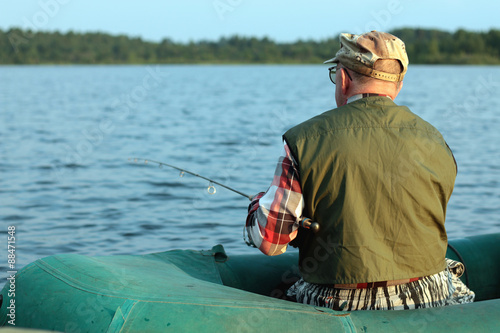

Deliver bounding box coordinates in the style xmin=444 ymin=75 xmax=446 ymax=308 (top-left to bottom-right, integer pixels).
xmin=245 ymin=142 xmax=304 ymax=255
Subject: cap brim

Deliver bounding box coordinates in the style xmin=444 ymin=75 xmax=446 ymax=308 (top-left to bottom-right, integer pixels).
xmin=323 ymin=57 xmax=338 ymax=64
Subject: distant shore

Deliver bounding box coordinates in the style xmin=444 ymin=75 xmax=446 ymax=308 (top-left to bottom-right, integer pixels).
xmin=1 ymin=27 xmax=499 ymax=65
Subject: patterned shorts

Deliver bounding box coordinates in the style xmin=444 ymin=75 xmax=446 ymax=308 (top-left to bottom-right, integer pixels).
xmin=287 ymin=259 xmax=475 ymax=311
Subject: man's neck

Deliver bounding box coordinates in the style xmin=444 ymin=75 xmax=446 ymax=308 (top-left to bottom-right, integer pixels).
xmin=346 ymin=81 xmax=400 ymax=101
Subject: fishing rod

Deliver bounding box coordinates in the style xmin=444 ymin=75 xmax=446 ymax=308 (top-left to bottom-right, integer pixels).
xmin=130 ymin=157 xmax=319 ymax=233
xmin=130 ymin=157 xmax=253 ymax=200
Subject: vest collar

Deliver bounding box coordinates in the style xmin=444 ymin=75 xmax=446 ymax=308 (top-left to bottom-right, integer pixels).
xmin=347 ymin=93 xmax=392 ymax=104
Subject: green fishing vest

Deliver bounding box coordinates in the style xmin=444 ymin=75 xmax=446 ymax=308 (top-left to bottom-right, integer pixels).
xmin=283 ymin=96 xmax=456 ymax=284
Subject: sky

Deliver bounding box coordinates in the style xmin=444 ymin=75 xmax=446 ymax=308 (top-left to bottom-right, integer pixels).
xmin=1 ymin=0 xmax=499 ymax=43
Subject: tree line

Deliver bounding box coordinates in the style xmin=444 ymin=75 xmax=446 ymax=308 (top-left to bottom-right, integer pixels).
xmin=1 ymin=27 xmax=499 ymax=65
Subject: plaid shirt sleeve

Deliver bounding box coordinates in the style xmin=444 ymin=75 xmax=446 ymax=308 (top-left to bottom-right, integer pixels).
xmin=245 ymin=142 xmax=304 ymax=256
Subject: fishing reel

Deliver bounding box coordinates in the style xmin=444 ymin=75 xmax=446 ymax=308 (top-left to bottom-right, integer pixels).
xmin=300 ymin=218 xmax=320 ymax=233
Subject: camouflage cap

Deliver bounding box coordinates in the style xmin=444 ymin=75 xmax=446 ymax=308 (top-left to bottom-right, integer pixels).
xmin=324 ymin=31 xmax=408 ymax=82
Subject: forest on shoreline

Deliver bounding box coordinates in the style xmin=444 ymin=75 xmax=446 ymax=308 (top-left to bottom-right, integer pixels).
xmin=1 ymin=27 xmax=499 ymax=65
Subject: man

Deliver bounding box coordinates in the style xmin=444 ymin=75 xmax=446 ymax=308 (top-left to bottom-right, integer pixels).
xmin=245 ymin=31 xmax=475 ymax=310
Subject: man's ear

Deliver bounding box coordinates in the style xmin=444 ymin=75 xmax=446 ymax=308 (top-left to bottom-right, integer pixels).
xmin=341 ymin=69 xmax=351 ymax=95
xmin=392 ymin=80 xmax=403 ymax=99
xmin=397 ymin=81 xmax=404 ymax=94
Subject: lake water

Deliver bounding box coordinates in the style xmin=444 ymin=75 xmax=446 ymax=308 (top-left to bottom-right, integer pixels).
xmin=1 ymin=65 xmax=500 ymax=285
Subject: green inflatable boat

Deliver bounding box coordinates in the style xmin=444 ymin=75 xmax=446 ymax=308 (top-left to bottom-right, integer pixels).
xmin=1 ymin=233 xmax=499 ymax=332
